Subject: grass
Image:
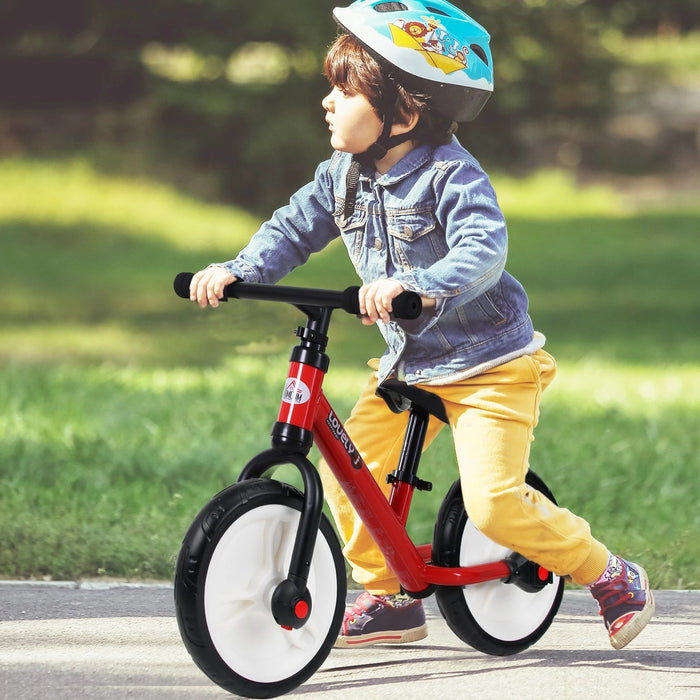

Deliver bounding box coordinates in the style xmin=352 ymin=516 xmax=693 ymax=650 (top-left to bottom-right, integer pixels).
xmin=0 ymin=158 xmax=698 ymax=588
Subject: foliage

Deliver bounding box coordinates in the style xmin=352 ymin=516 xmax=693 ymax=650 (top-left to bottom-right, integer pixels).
xmin=585 ymin=0 xmax=700 ymax=34
xmin=604 ymin=29 xmax=700 ymax=85
xmin=5 ymin=1 xmax=698 ymax=212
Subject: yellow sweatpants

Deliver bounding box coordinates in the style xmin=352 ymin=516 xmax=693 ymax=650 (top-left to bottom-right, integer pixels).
xmin=319 ymin=349 xmax=609 ymax=594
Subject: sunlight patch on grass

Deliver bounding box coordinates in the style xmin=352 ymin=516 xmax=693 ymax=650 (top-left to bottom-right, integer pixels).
xmin=492 ymin=170 xmax=624 ymax=220
xmin=101 ymin=354 xmax=290 ymax=395
xmin=0 ymin=158 xmax=260 ymax=252
xmin=548 ymin=360 xmax=700 ymax=415
xmin=0 ymin=324 xmax=158 ymax=365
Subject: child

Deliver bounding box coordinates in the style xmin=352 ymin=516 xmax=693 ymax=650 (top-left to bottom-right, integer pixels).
xmin=189 ymin=0 xmax=654 ymax=651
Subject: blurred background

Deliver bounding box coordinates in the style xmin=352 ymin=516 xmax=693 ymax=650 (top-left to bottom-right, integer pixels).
xmin=0 ymin=1 xmax=698 ymax=586
xmin=0 ymin=0 xmax=698 ymax=213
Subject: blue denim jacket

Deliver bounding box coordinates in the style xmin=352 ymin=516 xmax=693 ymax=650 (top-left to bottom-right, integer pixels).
xmin=221 ymin=137 xmax=534 ymax=385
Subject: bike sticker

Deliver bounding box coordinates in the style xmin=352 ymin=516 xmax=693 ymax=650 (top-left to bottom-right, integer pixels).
xmin=326 ymin=409 xmax=362 ymax=469
xmin=282 ymin=377 xmax=311 ymax=405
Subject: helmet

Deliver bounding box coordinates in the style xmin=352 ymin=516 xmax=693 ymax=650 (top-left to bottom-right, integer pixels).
xmin=333 ymin=0 xmax=493 ymax=122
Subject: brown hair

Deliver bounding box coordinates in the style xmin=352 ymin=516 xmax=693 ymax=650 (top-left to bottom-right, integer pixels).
xmin=323 ymin=34 xmax=455 ymax=147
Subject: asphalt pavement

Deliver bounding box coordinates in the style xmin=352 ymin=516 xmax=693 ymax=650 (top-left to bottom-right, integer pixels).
xmin=1 ymin=582 xmax=698 ymax=699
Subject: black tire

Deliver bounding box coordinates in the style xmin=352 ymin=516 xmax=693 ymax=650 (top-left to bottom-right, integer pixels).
xmin=174 ymin=478 xmax=346 ymax=698
xmin=433 ymin=470 xmax=565 ymax=656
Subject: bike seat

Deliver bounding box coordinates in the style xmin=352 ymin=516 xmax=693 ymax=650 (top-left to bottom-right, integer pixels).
xmin=376 ymin=378 xmax=449 ymax=424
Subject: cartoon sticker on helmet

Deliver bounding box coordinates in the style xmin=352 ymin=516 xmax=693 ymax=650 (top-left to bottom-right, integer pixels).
xmin=389 ymin=16 xmax=469 ymax=74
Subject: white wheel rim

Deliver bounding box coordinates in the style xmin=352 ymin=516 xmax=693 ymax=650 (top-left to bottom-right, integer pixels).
xmin=204 ymin=503 xmax=339 ymax=683
xmin=460 ymin=520 xmax=560 ymax=641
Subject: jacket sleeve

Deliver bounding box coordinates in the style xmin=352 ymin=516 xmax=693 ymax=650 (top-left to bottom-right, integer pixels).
xmin=220 ymin=158 xmax=339 ymax=284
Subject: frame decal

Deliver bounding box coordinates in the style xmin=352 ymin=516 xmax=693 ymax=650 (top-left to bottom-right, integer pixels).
xmin=325 ymin=409 xmax=362 ymax=469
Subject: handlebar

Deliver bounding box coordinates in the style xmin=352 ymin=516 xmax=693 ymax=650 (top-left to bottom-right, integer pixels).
xmin=173 ymin=272 xmax=422 ymax=320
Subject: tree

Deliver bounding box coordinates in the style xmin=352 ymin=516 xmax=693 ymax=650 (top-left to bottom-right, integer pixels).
xmin=0 ymin=0 xmax=662 ymax=211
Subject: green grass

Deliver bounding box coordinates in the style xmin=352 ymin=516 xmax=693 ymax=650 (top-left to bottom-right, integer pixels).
xmin=0 ymin=158 xmax=698 ymax=588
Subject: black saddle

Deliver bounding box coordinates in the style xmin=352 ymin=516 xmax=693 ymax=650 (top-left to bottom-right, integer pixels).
xmin=376 ymin=378 xmax=449 ymax=424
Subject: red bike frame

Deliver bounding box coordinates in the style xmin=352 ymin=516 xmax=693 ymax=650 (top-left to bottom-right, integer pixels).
xmin=174 ymin=276 xmax=553 ymax=632
xmin=276 ymin=353 xmax=512 ymax=595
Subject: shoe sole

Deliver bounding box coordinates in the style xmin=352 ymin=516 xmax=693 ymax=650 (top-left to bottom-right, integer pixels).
xmin=609 ymin=566 xmax=655 ymax=650
xmin=334 ymin=624 xmax=428 ymax=649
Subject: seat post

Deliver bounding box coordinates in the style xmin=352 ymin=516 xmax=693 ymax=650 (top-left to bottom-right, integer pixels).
xmin=387 ymin=404 xmax=433 ymax=524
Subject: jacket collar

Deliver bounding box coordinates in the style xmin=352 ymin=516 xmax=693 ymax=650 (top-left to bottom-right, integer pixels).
xmin=375 ymin=143 xmax=437 ymax=186
xmin=347 ymin=142 xmax=439 ymax=186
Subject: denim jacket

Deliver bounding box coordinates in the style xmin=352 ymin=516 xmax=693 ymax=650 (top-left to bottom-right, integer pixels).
xmin=221 ymin=137 xmax=534 ymax=385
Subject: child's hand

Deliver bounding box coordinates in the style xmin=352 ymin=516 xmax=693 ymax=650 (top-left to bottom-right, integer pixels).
xmin=189 ymin=266 xmax=237 ymax=308
xmin=358 ymin=278 xmax=406 ymax=325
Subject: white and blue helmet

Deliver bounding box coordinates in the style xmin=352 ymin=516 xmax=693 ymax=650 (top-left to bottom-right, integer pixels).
xmin=333 ymin=0 xmax=494 ymax=121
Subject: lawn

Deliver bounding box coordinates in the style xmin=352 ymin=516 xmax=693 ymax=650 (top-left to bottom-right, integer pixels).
xmin=0 ymin=159 xmax=698 ymax=588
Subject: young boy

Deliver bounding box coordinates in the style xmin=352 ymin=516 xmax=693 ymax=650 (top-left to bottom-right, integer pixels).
xmin=189 ymin=0 xmax=654 ymax=651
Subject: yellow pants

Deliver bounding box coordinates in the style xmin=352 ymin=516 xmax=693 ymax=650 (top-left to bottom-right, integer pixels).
xmin=319 ymin=349 xmax=609 ymax=594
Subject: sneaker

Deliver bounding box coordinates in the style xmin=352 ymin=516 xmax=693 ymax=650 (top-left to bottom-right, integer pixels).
xmin=334 ymin=592 xmax=428 ymax=648
xmin=589 ymin=556 xmax=655 ymax=650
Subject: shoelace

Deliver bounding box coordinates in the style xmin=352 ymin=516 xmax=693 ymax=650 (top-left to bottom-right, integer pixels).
xmin=343 ymin=592 xmax=375 ymax=623
xmin=591 ymin=578 xmax=643 ymax=615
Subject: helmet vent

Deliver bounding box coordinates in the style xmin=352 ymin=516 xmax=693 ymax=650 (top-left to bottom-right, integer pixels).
xmin=373 ymin=2 xmax=409 ymax=11
xmin=425 ymin=6 xmax=450 ymax=16
xmin=470 ymin=43 xmax=489 ymax=65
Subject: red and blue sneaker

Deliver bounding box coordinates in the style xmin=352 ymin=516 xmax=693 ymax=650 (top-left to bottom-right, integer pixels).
xmin=589 ymin=556 xmax=655 ymax=650
xmin=335 ymin=592 xmax=428 ymax=648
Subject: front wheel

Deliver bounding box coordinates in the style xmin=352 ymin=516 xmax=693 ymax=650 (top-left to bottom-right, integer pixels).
xmin=433 ymin=470 xmax=565 ymax=656
xmin=174 ymin=478 xmax=346 ymax=698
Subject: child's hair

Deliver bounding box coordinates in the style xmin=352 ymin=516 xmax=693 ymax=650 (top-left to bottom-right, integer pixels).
xmin=324 ymin=34 xmax=456 ymax=147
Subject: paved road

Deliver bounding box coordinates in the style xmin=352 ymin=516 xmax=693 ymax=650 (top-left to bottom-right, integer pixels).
xmin=1 ymin=582 xmax=698 ymax=699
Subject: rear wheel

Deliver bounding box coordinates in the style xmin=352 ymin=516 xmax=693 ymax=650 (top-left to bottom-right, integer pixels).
xmin=433 ymin=470 xmax=565 ymax=656
xmin=174 ymin=478 xmax=346 ymax=698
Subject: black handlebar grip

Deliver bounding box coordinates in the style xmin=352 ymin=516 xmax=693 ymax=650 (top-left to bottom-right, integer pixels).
xmin=391 ymin=290 xmax=423 ymax=320
xmin=340 ymin=286 xmax=422 ymax=319
xmin=173 ymin=272 xmax=193 ymax=299
xmin=340 ymin=286 xmax=361 ymax=315
xmin=173 ymin=271 xmax=236 ymax=301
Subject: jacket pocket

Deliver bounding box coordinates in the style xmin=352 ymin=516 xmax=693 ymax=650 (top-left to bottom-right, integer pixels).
xmin=386 ymin=208 xmax=436 ymax=241
xmin=386 ymin=208 xmax=447 ymax=270
xmin=333 ymin=196 xmax=368 ymax=232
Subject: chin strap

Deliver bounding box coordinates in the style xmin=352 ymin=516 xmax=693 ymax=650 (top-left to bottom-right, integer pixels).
xmin=342 ymin=80 xmax=417 ymax=223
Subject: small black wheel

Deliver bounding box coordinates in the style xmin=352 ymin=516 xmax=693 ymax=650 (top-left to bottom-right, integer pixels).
xmin=174 ymin=478 xmax=346 ymax=698
xmin=432 ymin=470 xmax=565 ymax=656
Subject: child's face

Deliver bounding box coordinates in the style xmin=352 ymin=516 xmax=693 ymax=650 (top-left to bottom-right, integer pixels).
xmin=322 ymin=86 xmax=383 ymax=155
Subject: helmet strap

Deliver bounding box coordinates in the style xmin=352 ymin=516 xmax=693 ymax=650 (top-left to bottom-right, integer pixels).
xmin=342 ymin=78 xmax=417 ymax=222
xmin=364 ymin=77 xmax=400 ymax=161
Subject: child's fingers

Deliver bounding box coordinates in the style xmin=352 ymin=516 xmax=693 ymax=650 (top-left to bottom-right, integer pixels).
xmin=359 ymin=279 xmax=405 ymax=324
xmin=190 ymin=268 xmax=235 ymax=308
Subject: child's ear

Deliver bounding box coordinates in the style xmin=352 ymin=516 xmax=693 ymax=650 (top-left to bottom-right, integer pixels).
xmin=390 ymin=109 xmax=420 ymax=137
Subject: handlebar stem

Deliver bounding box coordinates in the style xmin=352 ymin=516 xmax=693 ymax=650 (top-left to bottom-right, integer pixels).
xmin=271 ymin=307 xmax=333 ymax=454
